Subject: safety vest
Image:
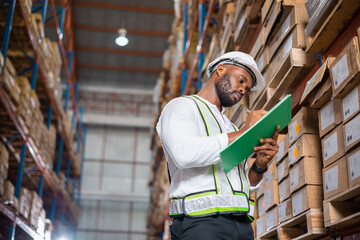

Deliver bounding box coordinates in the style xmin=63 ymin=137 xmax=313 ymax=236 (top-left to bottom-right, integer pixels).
xmin=169 ymin=95 xmax=255 ymax=221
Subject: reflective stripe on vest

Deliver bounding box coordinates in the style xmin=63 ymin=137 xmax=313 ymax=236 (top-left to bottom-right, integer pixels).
xmin=169 ymin=96 xmax=254 ymax=220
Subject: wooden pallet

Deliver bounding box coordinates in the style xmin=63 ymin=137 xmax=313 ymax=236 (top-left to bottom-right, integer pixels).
xmin=257 ymin=225 xmax=278 ymax=240
xmin=323 ymin=184 xmax=360 ymax=229
xmin=278 ymin=208 xmax=326 ymax=240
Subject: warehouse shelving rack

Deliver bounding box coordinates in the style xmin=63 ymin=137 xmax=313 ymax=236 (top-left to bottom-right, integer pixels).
xmin=0 ymin=0 xmax=86 ymax=239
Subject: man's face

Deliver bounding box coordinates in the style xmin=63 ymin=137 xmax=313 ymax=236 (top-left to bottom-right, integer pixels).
xmin=215 ymin=65 xmax=253 ymax=107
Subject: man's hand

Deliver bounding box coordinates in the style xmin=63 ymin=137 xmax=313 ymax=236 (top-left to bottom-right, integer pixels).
xmin=254 ymin=125 xmax=280 ymax=169
xmin=244 ymin=110 xmax=268 ymax=129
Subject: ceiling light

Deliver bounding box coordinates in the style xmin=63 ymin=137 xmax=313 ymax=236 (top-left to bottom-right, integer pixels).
xmin=115 ymin=28 xmax=129 ymax=47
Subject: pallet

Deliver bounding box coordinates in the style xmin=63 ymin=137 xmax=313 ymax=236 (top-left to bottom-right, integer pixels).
xmin=306 ymin=0 xmax=360 ymax=53
xmin=257 ymin=224 xmax=278 ymax=240
xmin=323 ymin=184 xmax=360 ymax=229
xmin=278 ymin=208 xmax=326 ymax=240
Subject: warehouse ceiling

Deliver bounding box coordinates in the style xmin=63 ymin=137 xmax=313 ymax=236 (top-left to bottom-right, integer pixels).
xmin=73 ymin=0 xmax=174 ymax=92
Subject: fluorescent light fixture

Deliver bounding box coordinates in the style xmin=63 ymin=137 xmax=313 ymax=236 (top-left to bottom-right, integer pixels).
xmin=115 ymin=28 xmax=129 ymax=47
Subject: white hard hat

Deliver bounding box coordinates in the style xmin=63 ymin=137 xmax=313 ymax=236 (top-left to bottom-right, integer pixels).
xmin=206 ymin=51 xmax=265 ymax=91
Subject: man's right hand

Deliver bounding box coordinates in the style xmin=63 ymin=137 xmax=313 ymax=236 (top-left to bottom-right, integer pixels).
xmin=227 ymin=109 xmax=267 ymax=145
xmin=244 ymin=110 xmax=267 ymax=129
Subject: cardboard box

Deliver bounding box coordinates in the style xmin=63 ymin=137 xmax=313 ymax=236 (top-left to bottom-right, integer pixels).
xmin=266 ymin=206 xmax=278 ymax=231
xmin=292 ymin=185 xmax=323 ymax=217
xmin=257 ymin=194 xmax=266 ymax=217
xmin=301 ymin=57 xmax=335 ymax=106
xmin=329 ymin=37 xmax=360 ymax=98
xmin=276 ymin=133 xmax=289 ymax=163
xmin=265 ymin=159 xmax=277 ymax=185
xmin=19 ymin=188 xmax=31 ymax=219
xmin=343 ymin=113 xmax=360 ymax=152
xmin=321 ymin=124 xmax=345 ymax=167
xmin=318 ymin=99 xmax=342 ymax=137
xmin=311 ymin=77 xmax=333 ymax=109
xmin=256 ymin=179 xmax=265 ymax=198
xmin=261 ymin=0 xmax=275 ymax=23
xmin=278 ymin=198 xmax=292 ymax=223
xmin=347 ymin=145 xmax=360 ymax=187
xmin=256 ymin=215 xmax=266 ymax=237
xmin=264 ymin=180 xmax=279 ymax=211
xmin=288 ymin=107 xmax=318 ymax=145
xmin=256 ymin=47 xmax=269 ymax=73
xmin=341 ymin=84 xmax=360 ymax=123
xmin=267 ymin=4 xmax=308 ymax=61
xmin=3 ymin=180 xmax=14 ymax=202
xmin=288 ymin=134 xmax=321 ymax=166
xmin=278 ymin=176 xmax=290 ymax=202
xmin=323 ymin=156 xmax=348 ymax=199
xmin=277 ymin=156 xmax=289 ymax=182
xmin=250 ymin=27 xmax=266 ymax=59
xmin=289 ymin=156 xmax=322 ymax=194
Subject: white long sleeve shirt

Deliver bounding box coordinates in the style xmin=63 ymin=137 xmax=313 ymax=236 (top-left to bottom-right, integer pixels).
xmin=156 ymin=95 xmax=259 ymax=198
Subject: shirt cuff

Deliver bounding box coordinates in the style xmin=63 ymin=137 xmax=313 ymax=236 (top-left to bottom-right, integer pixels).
xmin=217 ymin=132 xmax=229 ymax=150
xmin=247 ymin=168 xmax=262 ymax=195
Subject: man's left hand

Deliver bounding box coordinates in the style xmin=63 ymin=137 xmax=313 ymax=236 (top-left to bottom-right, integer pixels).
xmin=253 ymin=125 xmax=280 ymax=169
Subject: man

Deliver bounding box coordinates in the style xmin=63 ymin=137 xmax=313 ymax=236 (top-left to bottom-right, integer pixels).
xmin=156 ymin=51 xmax=279 ymax=240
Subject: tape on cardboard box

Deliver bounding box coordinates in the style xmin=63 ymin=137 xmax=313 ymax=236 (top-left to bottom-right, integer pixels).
xmin=341 ymin=84 xmax=360 ymax=123
xmin=347 ymin=145 xmax=360 ymax=187
xmin=323 ymin=156 xmax=348 ymax=199
xmin=344 ymin=113 xmax=360 ymax=152
xmin=319 ymin=99 xmax=342 ymax=138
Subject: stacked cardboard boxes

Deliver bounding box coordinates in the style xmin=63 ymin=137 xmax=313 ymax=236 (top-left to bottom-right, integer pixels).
xmin=29 ymin=191 xmax=43 ymax=228
xmin=3 ymin=58 xmax=21 ymax=105
xmin=39 ymin=124 xmax=56 ymax=171
xmin=0 ymin=144 xmax=9 ymax=197
xmin=15 ymin=76 xmax=33 ymax=127
xmin=2 ymin=180 xmax=18 ymax=211
xmin=19 ymin=187 xmax=31 ymax=220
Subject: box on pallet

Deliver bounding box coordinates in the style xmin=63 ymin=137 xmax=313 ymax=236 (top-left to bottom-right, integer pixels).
xmin=261 ymin=0 xmax=275 ymax=23
xmin=322 ymin=124 xmax=345 ymax=167
xmin=311 ymin=77 xmax=333 ymax=109
xmin=255 ymin=47 xmax=269 ymax=73
xmin=257 ymin=194 xmax=266 ymax=218
xmin=341 ymin=84 xmax=360 ymax=124
xmin=256 ymin=179 xmax=265 ymax=198
xmin=278 ymin=198 xmax=292 ymax=223
xmin=288 ymin=107 xmax=318 ymax=145
xmin=267 ymin=3 xmax=308 ymax=62
xmin=329 ymin=36 xmax=360 ymax=98
xmin=288 ymin=134 xmax=321 ymax=166
xmin=343 ymin=113 xmax=360 ymax=152
xmin=264 ymin=159 xmax=277 ymax=185
xmin=323 ymin=156 xmax=348 ymax=199
xmin=264 ymin=180 xmax=279 ymax=211
xmin=276 ymin=134 xmax=289 ymax=163
xmin=289 ymin=156 xmax=322 ymax=194
xmin=0 ymin=144 xmax=9 ymax=179
xmin=19 ymin=188 xmax=31 ymax=219
xmin=29 ymin=191 xmax=43 ymax=228
xmin=292 ymin=185 xmax=323 ymax=217
xmin=279 ymin=176 xmax=290 ymax=202
xmin=265 ymin=206 xmax=278 ymax=231
xmin=277 ymin=156 xmax=289 ymax=182
xmin=347 ymin=146 xmax=360 ymax=187
xmin=318 ymin=99 xmax=342 ymax=137
xmin=256 ymin=215 xmax=266 ymax=238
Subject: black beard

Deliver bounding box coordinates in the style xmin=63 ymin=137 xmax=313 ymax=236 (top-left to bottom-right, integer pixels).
xmin=215 ymin=73 xmax=242 ymax=107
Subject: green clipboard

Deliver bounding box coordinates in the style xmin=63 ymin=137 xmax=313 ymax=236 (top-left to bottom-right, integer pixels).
xmin=220 ymin=94 xmax=292 ymax=173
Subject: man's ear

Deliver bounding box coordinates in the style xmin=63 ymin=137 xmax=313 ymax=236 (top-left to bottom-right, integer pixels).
xmin=215 ymin=64 xmax=227 ymax=77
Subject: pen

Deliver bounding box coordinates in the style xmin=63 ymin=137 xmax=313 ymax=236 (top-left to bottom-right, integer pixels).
xmin=243 ymin=107 xmax=251 ymax=113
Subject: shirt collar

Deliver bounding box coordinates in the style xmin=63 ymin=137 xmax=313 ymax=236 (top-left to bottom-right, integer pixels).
xmin=194 ymin=95 xmax=226 ymax=114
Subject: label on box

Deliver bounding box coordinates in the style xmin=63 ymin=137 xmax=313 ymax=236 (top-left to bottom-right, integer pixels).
xmin=304 ymin=71 xmax=319 ymax=95
xmin=292 ymin=191 xmax=303 ymax=216
xmin=324 ymin=132 xmax=338 ymax=160
xmin=349 ymin=149 xmax=360 ymax=181
xmin=281 ymin=14 xmax=291 ymax=38
xmin=290 ymin=167 xmax=299 ymax=191
xmin=283 ymin=35 xmax=293 ymax=58
xmin=289 ymin=120 xmax=298 ymax=144
xmin=342 ymin=87 xmax=359 ymax=121
xmin=264 ymin=189 xmax=271 ymax=209
xmin=321 ymin=101 xmax=335 ymax=131
xmin=279 ymin=180 xmax=286 ymax=200
xmin=257 ymin=53 xmax=264 ymax=71
xmin=257 ymin=218 xmax=264 ymax=236
xmin=325 ymin=165 xmax=338 ymax=193
xmin=332 ymin=54 xmax=349 ymax=90
xmin=278 ymin=160 xmax=285 ymax=181
xmin=278 ymin=201 xmax=286 ymax=222
xmin=266 ymin=209 xmax=274 ymax=230
xmin=288 ymin=144 xmax=297 ymax=165
xmin=276 ymin=140 xmax=285 ymax=162
xmin=345 ymin=114 xmax=360 ymax=147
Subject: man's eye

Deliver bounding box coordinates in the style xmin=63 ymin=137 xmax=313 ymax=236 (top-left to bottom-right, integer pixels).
xmin=239 ymin=78 xmax=243 ymax=84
